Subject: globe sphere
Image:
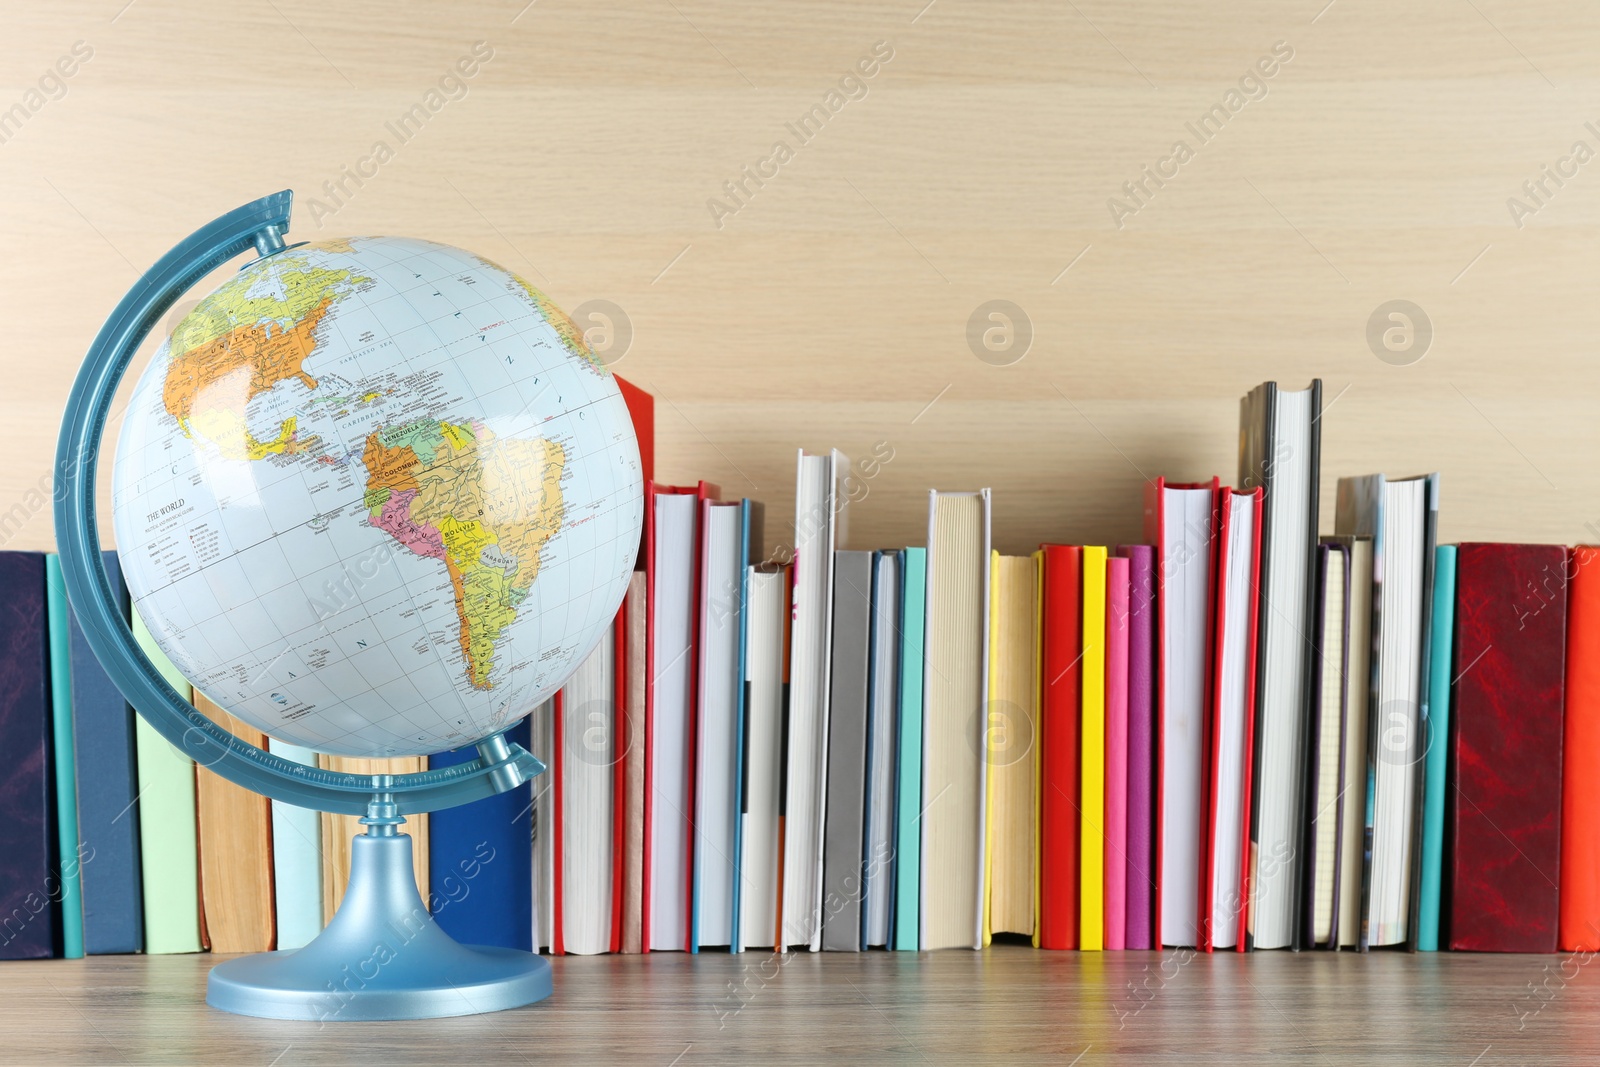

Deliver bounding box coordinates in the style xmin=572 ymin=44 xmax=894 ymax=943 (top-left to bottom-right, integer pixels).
xmin=111 ymin=236 xmax=642 ymax=757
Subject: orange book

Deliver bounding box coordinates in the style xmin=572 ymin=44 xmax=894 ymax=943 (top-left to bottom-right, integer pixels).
xmin=318 ymin=756 xmax=430 ymax=919
xmin=1561 ymin=547 xmax=1600 ymax=950
xmin=194 ymin=694 xmax=275 ymax=953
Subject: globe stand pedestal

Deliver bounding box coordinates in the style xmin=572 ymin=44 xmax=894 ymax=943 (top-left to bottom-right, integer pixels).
xmin=207 ymin=811 xmax=551 ymax=1021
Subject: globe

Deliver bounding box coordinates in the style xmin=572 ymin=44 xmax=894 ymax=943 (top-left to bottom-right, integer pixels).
xmin=110 ymin=234 xmax=643 ymax=758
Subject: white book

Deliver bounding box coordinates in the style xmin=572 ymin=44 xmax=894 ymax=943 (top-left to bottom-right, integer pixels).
xmin=267 ymin=738 xmax=322 ymax=949
xmin=1336 ymin=473 xmax=1437 ymax=948
xmin=529 ymin=698 xmax=555 ymax=951
xmin=561 ymin=629 xmax=615 ymax=955
xmin=922 ymin=488 xmax=990 ymax=951
xmin=1159 ymin=484 xmax=1215 ymax=949
xmin=1210 ymin=491 xmax=1257 ymax=950
xmin=650 ymin=492 xmax=698 ymax=951
xmin=781 ymin=449 xmax=848 ymax=951
xmin=695 ymin=501 xmax=743 ymax=947
xmin=1242 ymin=381 xmax=1320 ymax=950
xmin=738 ymin=566 xmax=786 ymax=951
xmin=1336 ymin=539 xmax=1374 ymax=947
xmin=864 ymin=551 xmax=900 ymax=947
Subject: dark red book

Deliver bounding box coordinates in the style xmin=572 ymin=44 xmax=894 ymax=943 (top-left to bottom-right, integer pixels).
xmin=1449 ymin=542 xmax=1568 ymax=952
xmin=1037 ymin=544 xmax=1082 ymax=950
xmin=0 ymin=552 xmax=54 ymax=960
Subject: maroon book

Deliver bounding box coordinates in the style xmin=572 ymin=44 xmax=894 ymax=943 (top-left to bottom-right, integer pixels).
xmin=1449 ymin=543 xmax=1568 ymax=952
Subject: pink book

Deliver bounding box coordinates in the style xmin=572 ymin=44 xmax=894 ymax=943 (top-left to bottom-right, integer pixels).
xmin=1104 ymin=556 xmax=1131 ymax=950
xmin=1117 ymin=544 xmax=1156 ymax=950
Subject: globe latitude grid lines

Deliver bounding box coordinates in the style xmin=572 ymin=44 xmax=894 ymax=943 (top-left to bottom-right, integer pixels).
xmin=114 ymin=237 xmax=641 ymax=756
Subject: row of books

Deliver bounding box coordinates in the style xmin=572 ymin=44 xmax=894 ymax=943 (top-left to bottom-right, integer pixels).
xmin=1 ymin=377 xmax=1593 ymax=958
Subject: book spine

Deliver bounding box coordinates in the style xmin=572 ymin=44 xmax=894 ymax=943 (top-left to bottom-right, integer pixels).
xmin=893 ymin=549 xmax=925 ymax=951
xmin=1104 ymin=556 xmax=1130 ymax=951
xmin=1563 ymin=546 xmax=1600 ymax=951
xmin=45 ymin=556 xmax=83 ymax=959
xmin=1080 ymin=547 xmax=1107 ymax=951
xmin=1416 ymin=545 xmax=1457 ymax=951
xmin=1120 ymin=545 xmax=1156 ymax=951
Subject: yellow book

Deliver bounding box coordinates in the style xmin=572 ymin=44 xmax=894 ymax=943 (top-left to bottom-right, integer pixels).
xmin=1079 ymin=546 xmax=1107 ymax=951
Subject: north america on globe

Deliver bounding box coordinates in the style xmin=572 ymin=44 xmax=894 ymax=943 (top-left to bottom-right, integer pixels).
xmin=112 ymin=235 xmax=642 ymax=757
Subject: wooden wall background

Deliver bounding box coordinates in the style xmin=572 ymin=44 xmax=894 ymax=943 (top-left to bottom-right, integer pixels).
xmin=5 ymin=0 xmax=1598 ymax=558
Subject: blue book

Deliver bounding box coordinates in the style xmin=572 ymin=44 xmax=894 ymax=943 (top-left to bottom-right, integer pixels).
xmin=269 ymin=738 xmax=323 ymax=950
xmin=861 ymin=550 xmax=901 ymax=948
xmin=428 ymin=717 xmax=533 ymax=950
xmin=68 ymin=551 xmax=143 ymax=955
xmin=45 ymin=556 xmax=83 ymax=959
xmin=1416 ymin=544 xmax=1458 ymax=951
xmin=0 ymin=552 xmax=56 ymax=959
xmin=893 ymin=548 xmax=926 ymax=951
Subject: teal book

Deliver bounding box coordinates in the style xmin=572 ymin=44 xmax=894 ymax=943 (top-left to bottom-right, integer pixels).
xmin=269 ymin=738 xmax=324 ymax=949
xmin=45 ymin=556 xmax=83 ymax=959
xmin=131 ymin=611 xmax=203 ymax=954
xmin=1416 ymin=544 xmax=1458 ymax=951
xmin=893 ymin=547 xmax=926 ymax=951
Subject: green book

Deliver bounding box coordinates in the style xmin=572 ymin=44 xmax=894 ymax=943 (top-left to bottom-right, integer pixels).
xmin=1416 ymin=544 xmax=1458 ymax=951
xmin=893 ymin=547 xmax=926 ymax=951
xmin=131 ymin=611 xmax=203 ymax=954
xmin=45 ymin=556 xmax=84 ymax=959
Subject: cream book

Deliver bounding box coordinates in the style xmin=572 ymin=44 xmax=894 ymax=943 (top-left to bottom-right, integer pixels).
xmin=922 ymin=488 xmax=991 ymax=950
xmin=985 ymin=553 xmax=1038 ymax=942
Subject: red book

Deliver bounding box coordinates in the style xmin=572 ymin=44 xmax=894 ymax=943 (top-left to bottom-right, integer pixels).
xmin=642 ymin=479 xmax=720 ymax=953
xmin=1037 ymin=544 xmax=1082 ymax=950
xmin=1143 ymin=476 xmax=1220 ymax=950
xmin=1200 ymin=487 xmax=1262 ymax=952
xmin=1449 ymin=543 xmax=1568 ymax=952
xmin=612 ymin=375 xmax=652 ymax=953
xmin=1562 ymin=547 xmax=1600 ymax=951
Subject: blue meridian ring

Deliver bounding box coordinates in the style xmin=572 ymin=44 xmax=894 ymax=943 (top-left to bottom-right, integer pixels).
xmin=53 ymin=190 xmax=543 ymax=816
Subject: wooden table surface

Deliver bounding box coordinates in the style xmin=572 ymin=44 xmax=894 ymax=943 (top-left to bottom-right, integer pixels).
xmin=3 ymin=946 xmax=1594 ymax=1065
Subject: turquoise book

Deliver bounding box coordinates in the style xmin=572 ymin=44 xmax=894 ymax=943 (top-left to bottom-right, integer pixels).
xmin=268 ymin=738 xmax=324 ymax=949
xmin=1417 ymin=544 xmax=1458 ymax=951
xmin=45 ymin=556 xmax=83 ymax=960
xmin=893 ymin=547 xmax=926 ymax=951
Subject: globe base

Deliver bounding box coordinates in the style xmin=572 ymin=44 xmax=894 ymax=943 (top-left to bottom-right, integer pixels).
xmin=206 ymin=829 xmax=552 ymax=1021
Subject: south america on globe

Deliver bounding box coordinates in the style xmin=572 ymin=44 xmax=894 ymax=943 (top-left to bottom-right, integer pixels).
xmin=112 ymin=236 xmax=643 ymax=757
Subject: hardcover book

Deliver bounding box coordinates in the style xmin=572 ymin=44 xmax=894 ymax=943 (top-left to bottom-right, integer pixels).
xmin=922 ymin=489 xmax=991 ymax=950
xmin=1563 ymin=546 xmax=1600 ymax=951
xmin=1449 ymin=543 xmax=1567 ymax=953
xmin=821 ymin=551 xmax=872 ymax=951
xmin=68 ymin=550 xmax=143 ymax=955
xmin=1118 ymin=544 xmax=1157 ymax=951
xmin=428 ymin=719 xmax=533 ymax=952
xmin=0 ymin=552 xmax=55 ymax=960
xmin=1037 ymin=544 xmax=1082 ymax=950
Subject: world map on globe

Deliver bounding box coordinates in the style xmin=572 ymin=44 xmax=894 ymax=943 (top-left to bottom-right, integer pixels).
xmin=112 ymin=236 xmax=643 ymax=757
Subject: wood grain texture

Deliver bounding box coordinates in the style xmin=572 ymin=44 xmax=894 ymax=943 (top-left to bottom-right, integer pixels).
xmin=2 ymin=948 xmax=1598 ymax=1064
xmin=4 ymin=1 xmax=1597 ymax=559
